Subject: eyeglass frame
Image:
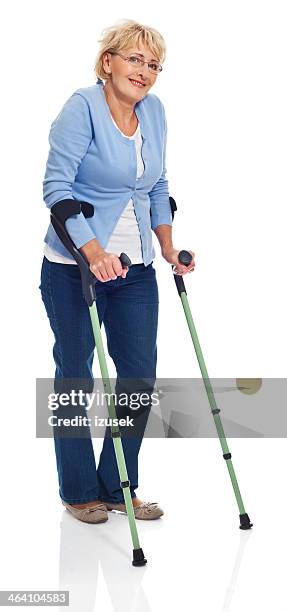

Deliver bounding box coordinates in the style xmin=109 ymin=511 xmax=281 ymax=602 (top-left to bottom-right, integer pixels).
xmin=107 ymin=50 xmax=163 ymax=74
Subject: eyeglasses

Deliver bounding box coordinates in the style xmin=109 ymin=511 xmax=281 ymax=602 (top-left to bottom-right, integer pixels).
xmin=109 ymin=51 xmax=163 ymax=75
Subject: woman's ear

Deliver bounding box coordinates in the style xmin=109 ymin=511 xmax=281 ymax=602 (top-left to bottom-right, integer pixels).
xmin=102 ymin=52 xmax=112 ymax=74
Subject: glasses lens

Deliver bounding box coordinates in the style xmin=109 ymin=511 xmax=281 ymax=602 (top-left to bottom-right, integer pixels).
xmin=128 ymin=55 xmax=143 ymax=65
xmin=149 ymin=63 xmax=161 ymax=73
xmin=128 ymin=55 xmax=161 ymax=74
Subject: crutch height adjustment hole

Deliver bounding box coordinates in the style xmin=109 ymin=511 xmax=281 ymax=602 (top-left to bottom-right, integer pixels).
xmin=111 ymin=431 xmax=121 ymax=438
xmin=120 ymin=480 xmax=130 ymax=489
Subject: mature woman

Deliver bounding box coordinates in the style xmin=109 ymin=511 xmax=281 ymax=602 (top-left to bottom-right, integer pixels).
xmin=39 ymin=19 xmax=195 ymax=524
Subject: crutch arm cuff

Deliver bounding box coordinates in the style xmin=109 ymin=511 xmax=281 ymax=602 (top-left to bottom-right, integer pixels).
xmin=50 ymin=198 xmax=97 ymax=306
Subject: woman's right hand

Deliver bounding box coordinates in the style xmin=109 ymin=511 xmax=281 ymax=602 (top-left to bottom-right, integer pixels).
xmin=89 ymin=249 xmax=128 ymax=282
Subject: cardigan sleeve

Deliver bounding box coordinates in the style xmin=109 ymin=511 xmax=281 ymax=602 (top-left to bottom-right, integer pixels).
xmin=42 ymin=92 xmax=96 ymax=249
xmin=149 ymin=102 xmax=173 ymax=231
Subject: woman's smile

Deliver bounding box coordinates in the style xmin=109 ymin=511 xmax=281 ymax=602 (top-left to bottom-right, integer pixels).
xmin=128 ymin=78 xmax=146 ymax=88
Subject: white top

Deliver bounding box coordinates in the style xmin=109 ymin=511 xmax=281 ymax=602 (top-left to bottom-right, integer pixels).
xmin=44 ymin=116 xmax=144 ymax=265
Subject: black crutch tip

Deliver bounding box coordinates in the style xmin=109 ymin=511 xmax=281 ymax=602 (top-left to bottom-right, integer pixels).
xmin=132 ymin=548 xmax=147 ymax=566
xmin=239 ymin=513 xmax=253 ymax=530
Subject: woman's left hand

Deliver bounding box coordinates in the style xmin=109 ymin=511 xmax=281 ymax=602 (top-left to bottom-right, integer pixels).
xmin=161 ymin=247 xmax=196 ymax=275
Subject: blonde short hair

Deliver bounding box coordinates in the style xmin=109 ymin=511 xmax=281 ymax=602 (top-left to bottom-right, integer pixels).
xmin=94 ymin=19 xmax=166 ymax=81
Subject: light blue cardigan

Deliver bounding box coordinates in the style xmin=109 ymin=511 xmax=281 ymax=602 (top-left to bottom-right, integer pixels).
xmin=43 ymin=79 xmax=172 ymax=266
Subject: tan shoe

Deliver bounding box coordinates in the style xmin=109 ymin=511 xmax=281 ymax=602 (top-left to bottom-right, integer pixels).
xmin=105 ymin=501 xmax=164 ymax=520
xmin=62 ymin=501 xmax=108 ymax=524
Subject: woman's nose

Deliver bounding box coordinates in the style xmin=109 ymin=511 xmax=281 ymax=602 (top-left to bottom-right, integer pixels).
xmin=137 ymin=64 xmax=150 ymax=79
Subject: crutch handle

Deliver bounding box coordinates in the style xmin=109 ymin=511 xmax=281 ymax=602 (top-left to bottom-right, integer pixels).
xmin=172 ymin=250 xmax=193 ymax=296
xmin=178 ymin=250 xmax=193 ymax=266
xmin=50 ymin=198 xmax=131 ymax=306
xmin=118 ymin=252 xmax=132 ymax=269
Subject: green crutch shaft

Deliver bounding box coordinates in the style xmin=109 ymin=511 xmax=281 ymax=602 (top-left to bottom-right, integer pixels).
xmin=172 ymin=245 xmax=253 ymax=530
xmin=180 ymin=292 xmax=245 ymax=513
xmin=89 ymin=303 xmax=141 ymax=550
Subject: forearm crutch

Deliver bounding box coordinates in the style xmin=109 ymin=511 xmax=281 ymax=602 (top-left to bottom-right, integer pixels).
xmin=50 ymin=199 xmax=147 ymax=566
xmin=169 ymin=196 xmax=253 ymax=530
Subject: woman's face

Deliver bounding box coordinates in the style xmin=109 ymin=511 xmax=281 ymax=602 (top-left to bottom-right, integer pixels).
xmin=102 ymin=42 xmax=159 ymax=102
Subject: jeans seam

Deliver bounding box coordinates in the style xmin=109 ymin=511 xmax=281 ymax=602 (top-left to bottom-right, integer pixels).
xmin=47 ymin=262 xmax=64 ymax=374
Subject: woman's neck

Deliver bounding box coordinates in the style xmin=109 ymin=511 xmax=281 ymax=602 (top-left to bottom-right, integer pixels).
xmin=103 ymin=81 xmax=136 ymax=128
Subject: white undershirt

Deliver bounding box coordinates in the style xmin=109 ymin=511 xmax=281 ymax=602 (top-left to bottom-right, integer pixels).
xmin=44 ymin=116 xmax=144 ymax=265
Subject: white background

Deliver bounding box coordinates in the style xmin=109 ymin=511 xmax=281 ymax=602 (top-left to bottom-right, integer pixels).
xmin=1 ymin=1 xmax=287 ymax=610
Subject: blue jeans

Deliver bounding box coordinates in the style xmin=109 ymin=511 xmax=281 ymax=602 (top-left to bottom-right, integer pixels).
xmin=39 ymin=256 xmax=159 ymax=504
